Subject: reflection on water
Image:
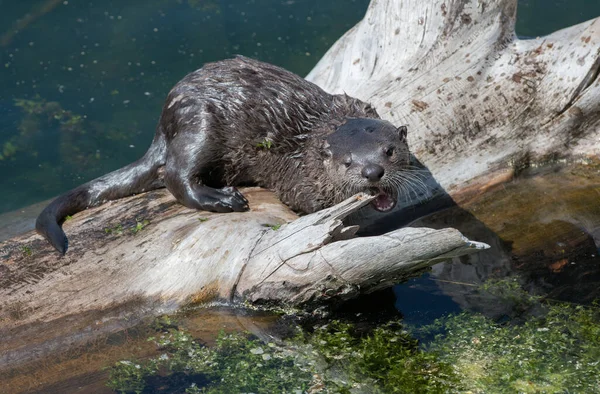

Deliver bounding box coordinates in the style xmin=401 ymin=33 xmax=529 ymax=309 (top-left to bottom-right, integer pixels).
xmin=0 ymin=307 xmax=283 ymax=394
xmin=1 ymin=0 xmax=600 ymax=392
xmin=397 ymin=163 xmax=600 ymax=325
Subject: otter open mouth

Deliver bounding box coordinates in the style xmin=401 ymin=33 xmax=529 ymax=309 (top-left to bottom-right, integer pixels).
xmin=369 ymin=187 xmax=396 ymax=212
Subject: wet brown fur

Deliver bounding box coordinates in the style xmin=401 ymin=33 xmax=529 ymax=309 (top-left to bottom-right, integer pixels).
xmin=36 ymin=56 xmax=409 ymax=254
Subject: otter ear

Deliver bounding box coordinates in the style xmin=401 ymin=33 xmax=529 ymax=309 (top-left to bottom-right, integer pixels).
xmin=397 ymin=125 xmax=408 ymax=140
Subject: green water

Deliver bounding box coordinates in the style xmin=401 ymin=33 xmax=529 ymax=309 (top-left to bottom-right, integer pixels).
xmin=1 ymin=0 xmax=599 ymax=215
xmin=0 ymin=0 xmax=370 ymax=213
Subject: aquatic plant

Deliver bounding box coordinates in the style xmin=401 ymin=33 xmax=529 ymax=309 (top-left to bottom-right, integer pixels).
xmin=186 ymin=0 xmax=220 ymax=12
xmin=420 ymin=286 xmax=600 ymax=393
xmin=20 ymin=245 xmax=33 ymax=257
xmin=303 ymin=321 xmax=459 ymax=393
xmin=103 ymin=219 xmax=150 ymax=236
xmin=107 ymin=329 xmax=313 ymax=394
xmin=106 ymin=320 xmax=457 ymax=393
xmin=4 ymin=96 xmax=94 ymax=170
xmin=104 ymin=224 xmax=124 ymax=236
xmin=106 ymin=278 xmax=600 ymax=394
xmin=256 ymin=138 xmax=274 ymax=149
xmin=2 ymin=94 xmax=140 ymax=211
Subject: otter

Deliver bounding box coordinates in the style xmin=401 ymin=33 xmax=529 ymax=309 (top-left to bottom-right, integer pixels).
xmin=36 ymin=56 xmax=410 ymax=254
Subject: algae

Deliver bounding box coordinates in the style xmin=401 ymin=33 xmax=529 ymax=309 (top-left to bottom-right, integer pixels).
xmin=106 ymin=320 xmax=458 ymax=393
xmin=418 ymin=280 xmax=600 ymax=393
xmin=106 ymin=279 xmax=600 ymax=394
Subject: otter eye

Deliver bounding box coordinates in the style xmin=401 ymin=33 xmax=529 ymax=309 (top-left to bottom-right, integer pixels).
xmin=385 ymin=147 xmax=395 ymax=157
xmin=343 ymin=155 xmax=352 ymax=167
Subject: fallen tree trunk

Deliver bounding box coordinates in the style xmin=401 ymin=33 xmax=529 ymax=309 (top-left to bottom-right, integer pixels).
xmin=0 ymin=188 xmax=486 ymax=368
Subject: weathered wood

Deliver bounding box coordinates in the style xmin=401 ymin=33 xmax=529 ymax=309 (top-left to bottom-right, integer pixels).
xmin=307 ymin=0 xmax=600 ymax=202
xmin=0 ymin=189 xmax=485 ymax=322
xmin=237 ymin=197 xmax=487 ymax=305
xmin=0 ymin=188 xmax=486 ymax=368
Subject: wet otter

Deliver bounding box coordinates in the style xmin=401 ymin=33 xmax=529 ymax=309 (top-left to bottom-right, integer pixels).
xmin=36 ymin=56 xmax=410 ymax=254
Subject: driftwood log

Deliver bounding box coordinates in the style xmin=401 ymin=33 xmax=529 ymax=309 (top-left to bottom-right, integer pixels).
xmin=0 ymin=188 xmax=486 ymax=368
xmin=2 ymin=0 xmax=599 ymax=370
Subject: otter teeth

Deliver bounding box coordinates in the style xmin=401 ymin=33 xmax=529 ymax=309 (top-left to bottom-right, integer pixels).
xmin=369 ymin=187 xmax=396 ymax=212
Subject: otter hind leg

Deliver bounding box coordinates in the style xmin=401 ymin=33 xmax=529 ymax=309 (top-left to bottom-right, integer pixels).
xmin=164 ymin=133 xmax=249 ymax=213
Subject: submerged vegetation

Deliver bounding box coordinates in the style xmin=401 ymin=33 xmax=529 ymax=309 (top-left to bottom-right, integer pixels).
xmin=419 ymin=279 xmax=600 ymax=393
xmin=424 ymin=302 xmax=600 ymax=393
xmin=107 ymin=280 xmax=600 ymax=393
xmin=9 ymin=96 xmax=88 ymax=162
xmin=107 ymin=320 xmax=457 ymax=394
xmin=420 ymin=280 xmax=600 ymax=393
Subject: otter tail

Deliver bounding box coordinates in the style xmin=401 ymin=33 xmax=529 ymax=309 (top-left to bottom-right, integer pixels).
xmin=36 ymin=133 xmax=167 ymax=255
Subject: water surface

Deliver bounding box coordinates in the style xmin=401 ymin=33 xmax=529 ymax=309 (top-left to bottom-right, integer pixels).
xmin=1 ymin=0 xmax=599 ymax=215
xmin=0 ymin=0 xmax=369 ymax=213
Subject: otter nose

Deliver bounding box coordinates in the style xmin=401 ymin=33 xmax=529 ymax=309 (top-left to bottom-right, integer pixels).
xmin=361 ymin=164 xmax=385 ymax=182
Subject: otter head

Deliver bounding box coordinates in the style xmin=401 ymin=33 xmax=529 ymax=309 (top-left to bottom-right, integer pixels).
xmin=323 ymin=118 xmax=409 ymax=212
